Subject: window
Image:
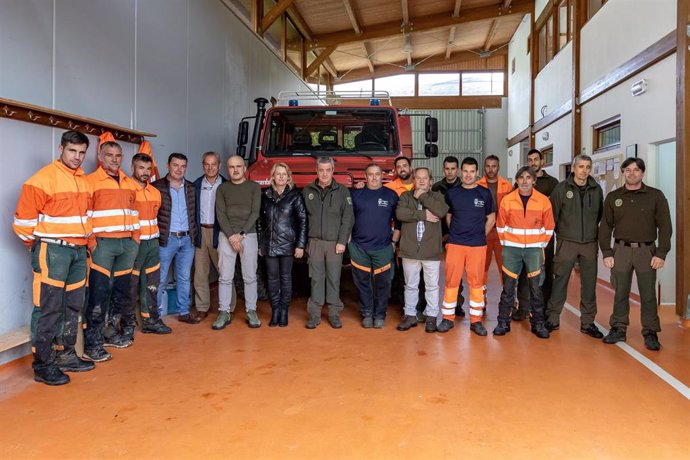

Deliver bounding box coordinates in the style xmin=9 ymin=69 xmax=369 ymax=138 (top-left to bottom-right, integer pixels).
xmin=541 ymin=146 xmax=554 ymax=167
xmin=588 ymin=0 xmax=608 ymax=20
xmin=286 ymin=19 xmax=303 ymax=73
xmin=418 ymin=73 xmax=460 ymax=96
xmin=537 ymin=0 xmax=572 ymax=71
xmin=374 ymin=74 xmax=415 ymax=96
xmin=263 ymin=0 xmax=282 ymax=54
xmin=333 ymin=79 xmax=373 ymax=95
xmin=593 ymin=117 xmax=621 ymax=152
xmin=461 ymin=72 xmax=504 ymax=96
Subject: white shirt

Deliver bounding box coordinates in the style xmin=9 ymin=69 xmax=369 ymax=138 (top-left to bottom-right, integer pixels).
xmin=200 ymin=176 xmax=222 ymax=225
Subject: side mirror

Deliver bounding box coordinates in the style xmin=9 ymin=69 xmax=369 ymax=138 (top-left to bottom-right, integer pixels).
xmin=425 ymin=117 xmax=438 ymax=143
xmin=236 ymin=145 xmax=246 ymax=157
xmin=424 ymin=143 xmax=438 ymax=158
xmin=237 ymin=120 xmax=249 ymax=147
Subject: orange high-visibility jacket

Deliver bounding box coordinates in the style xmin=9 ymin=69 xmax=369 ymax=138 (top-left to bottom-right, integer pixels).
xmin=477 ymin=175 xmax=513 ymax=208
xmin=496 ymin=189 xmax=555 ymax=248
xmin=384 ymin=178 xmax=414 ymax=197
xmin=87 ymin=166 xmax=140 ymax=245
xmin=134 ymin=182 xmax=161 ymax=240
xmin=13 ymin=160 xmax=93 ymax=248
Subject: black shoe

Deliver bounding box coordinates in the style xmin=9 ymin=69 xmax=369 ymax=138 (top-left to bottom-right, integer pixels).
xmin=531 ymin=322 xmax=550 ymax=339
xmin=493 ymin=320 xmax=511 ymax=336
xmin=279 ymin=309 xmax=289 ymax=327
xmin=103 ymin=334 xmax=133 ymax=349
xmin=545 ymin=321 xmax=560 ymax=332
xmin=437 ymin=319 xmax=454 ymax=333
xmin=55 ymin=350 xmax=95 ymax=372
xmin=470 ymin=322 xmax=488 ymax=336
xmin=397 ymin=315 xmax=418 ymax=331
xmin=511 ymin=309 xmax=529 ymax=321
xmin=580 ymin=323 xmax=603 ymax=339
xmin=643 ymin=332 xmax=661 ymax=351
xmin=603 ymin=327 xmax=627 ymax=344
xmin=416 ymin=310 xmax=426 ymax=323
xmin=328 ymin=313 xmax=342 ymax=329
xmin=373 ymin=319 xmax=385 ymax=329
xmin=269 ymin=309 xmax=280 ymax=327
xmin=362 ymin=317 xmax=374 ymax=328
xmin=34 ymin=365 xmax=70 ymax=386
xmin=141 ymin=319 xmax=172 ymax=334
xmin=425 ymin=316 xmax=437 ymax=333
xmin=178 ymin=313 xmax=200 ymax=324
xmin=455 ymin=306 xmax=466 ymax=318
xmin=82 ymin=346 xmax=112 ymax=363
xmin=306 ymin=316 xmax=320 ymax=329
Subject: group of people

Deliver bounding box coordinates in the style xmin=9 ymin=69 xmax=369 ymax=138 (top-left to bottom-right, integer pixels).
xmin=14 ymin=130 xmax=672 ymax=386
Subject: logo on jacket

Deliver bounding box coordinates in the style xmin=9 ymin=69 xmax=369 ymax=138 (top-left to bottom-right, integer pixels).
xmin=378 ymin=198 xmax=389 ymax=207
xmin=308 ymin=193 xmax=314 ymax=200
xmin=474 ymin=198 xmax=484 ymax=208
xmin=615 ymin=199 xmax=623 ymax=207
xmin=566 ymin=191 xmax=574 ymax=199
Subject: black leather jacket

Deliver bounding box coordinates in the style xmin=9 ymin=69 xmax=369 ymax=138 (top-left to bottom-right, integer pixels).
xmin=257 ymin=186 xmax=308 ymax=257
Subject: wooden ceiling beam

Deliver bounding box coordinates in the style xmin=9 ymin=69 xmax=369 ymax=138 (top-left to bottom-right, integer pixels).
xmin=286 ymin=4 xmax=314 ymax=40
xmin=483 ymin=18 xmax=500 ymax=51
xmin=446 ymin=27 xmax=457 ymax=59
xmin=305 ymin=45 xmax=337 ymax=77
xmin=308 ymin=0 xmax=533 ymax=49
xmin=338 ymin=47 xmax=507 ymax=82
xmin=363 ymin=42 xmax=375 ymax=73
xmin=261 ymin=0 xmax=294 ymax=34
xmin=343 ymin=0 xmax=362 ymax=35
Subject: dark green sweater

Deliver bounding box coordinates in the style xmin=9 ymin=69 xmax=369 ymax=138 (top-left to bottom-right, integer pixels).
xmin=396 ymin=190 xmax=449 ymax=260
xmin=550 ymin=174 xmax=603 ymax=244
xmin=215 ymin=179 xmax=261 ymax=235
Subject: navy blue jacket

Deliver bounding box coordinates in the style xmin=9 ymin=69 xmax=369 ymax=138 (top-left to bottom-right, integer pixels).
xmin=193 ymin=175 xmax=226 ymax=248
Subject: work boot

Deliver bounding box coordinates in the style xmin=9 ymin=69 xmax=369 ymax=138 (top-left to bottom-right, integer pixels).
xmin=269 ymin=308 xmax=280 ymax=328
xmin=469 ymin=322 xmax=488 ymax=336
xmin=603 ymin=326 xmax=627 ymax=344
xmin=511 ymin=308 xmax=529 ymax=321
xmin=545 ymin=321 xmax=560 ymax=332
xmin=212 ymin=311 xmax=232 ymax=330
xmin=279 ymin=308 xmax=289 ymax=327
xmin=643 ymin=332 xmax=661 ymax=351
xmin=397 ymin=315 xmax=418 ymax=331
xmin=531 ymin=322 xmax=550 ymax=339
xmin=580 ymin=324 xmax=603 ymax=339
xmin=246 ymin=309 xmax=261 ymax=328
xmin=437 ymin=319 xmax=455 ymax=333
xmin=103 ymin=316 xmax=122 ymax=341
xmin=103 ymin=334 xmax=133 ymax=349
xmin=34 ymin=365 xmax=70 ymax=386
xmin=327 ymin=311 xmax=342 ymax=329
xmin=82 ymin=346 xmax=112 ymax=363
xmin=373 ymin=318 xmax=385 ymax=329
xmin=415 ymin=310 xmax=426 ymax=323
xmin=306 ymin=315 xmax=321 ymax=329
xmin=141 ymin=319 xmax=172 ymax=334
xmin=493 ymin=319 xmax=511 ymax=336
xmin=122 ymin=326 xmax=135 ymax=343
xmin=362 ymin=317 xmax=374 ymax=328
xmin=55 ymin=349 xmax=95 ymax=372
xmin=425 ymin=316 xmax=437 ymax=333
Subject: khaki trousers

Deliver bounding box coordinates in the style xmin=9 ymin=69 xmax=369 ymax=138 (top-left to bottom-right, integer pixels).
xmin=194 ymin=227 xmax=235 ymax=313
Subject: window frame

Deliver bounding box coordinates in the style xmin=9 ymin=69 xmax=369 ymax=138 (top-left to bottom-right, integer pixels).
xmin=592 ymin=115 xmax=621 ymax=154
xmin=536 ymin=0 xmax=573 ymax=72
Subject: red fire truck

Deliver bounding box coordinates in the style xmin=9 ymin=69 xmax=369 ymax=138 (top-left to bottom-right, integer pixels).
xmin=236 ymin=91 xmax=438 ymax=185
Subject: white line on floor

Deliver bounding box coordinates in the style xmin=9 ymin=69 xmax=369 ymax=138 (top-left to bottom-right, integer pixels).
xmin=563 ymin=302 xmax=690 ymax=401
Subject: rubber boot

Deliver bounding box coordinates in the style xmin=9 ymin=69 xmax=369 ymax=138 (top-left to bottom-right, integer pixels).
xmin=279 ymin=306 xmax=289 ymax=327
xmin=269 ymin=308 xmax=280 ymax=327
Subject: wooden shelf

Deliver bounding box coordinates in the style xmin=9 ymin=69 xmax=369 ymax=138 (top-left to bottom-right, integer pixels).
xmin=0 ymin=97 xmax=156 ymax=144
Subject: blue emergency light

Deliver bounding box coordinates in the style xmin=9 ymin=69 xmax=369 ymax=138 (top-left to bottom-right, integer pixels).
xmin=369 ymin=99 xmax=380 ymax=106
xmin=288 ymin=99 xmax=299 ymax=106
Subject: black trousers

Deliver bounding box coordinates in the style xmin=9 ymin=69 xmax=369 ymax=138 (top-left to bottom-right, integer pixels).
xmin=265 ymin=255 xmax=294 ymax=311
xmin=517 ymin=236 xmax=554 ymax=312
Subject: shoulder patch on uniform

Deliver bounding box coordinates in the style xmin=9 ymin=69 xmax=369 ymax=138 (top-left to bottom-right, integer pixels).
xmin=347 ymin=197 xmax=352 ymax=205
xmin=308 ymin=193 xmax=314 ymax=200
xmin=566 ymin=191 xmax=573 ymax=199
xmin=615 ymin=199 xmax=623 ymax=207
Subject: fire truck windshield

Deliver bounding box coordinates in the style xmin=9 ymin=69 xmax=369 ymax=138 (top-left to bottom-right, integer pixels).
xmin=263 ymin=108 xmax=399 ymax=157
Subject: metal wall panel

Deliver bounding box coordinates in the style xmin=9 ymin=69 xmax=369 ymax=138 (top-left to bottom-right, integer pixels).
xmin=408 ymin=109 xmax=484 ymax=180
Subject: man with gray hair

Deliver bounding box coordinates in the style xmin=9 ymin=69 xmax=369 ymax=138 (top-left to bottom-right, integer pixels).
xmin=545 ymin=155 xmax=604 ymax=338
xmin=303 ymin=157 xmax=354 ymax=329
xmin=193 ymin=151 xmax=235 ymax=321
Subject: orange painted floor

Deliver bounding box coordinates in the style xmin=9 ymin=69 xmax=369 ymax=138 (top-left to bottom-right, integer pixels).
xmin=1 ymin=265 xmax=688 ymax=459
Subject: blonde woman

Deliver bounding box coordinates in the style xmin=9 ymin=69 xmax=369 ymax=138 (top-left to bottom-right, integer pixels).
xmin=256 ymin=163 xmax=308 ymax=326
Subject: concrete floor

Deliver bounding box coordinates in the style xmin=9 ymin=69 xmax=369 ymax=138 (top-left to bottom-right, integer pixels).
xmin=0 ymin=265 xmax=688 ymax=459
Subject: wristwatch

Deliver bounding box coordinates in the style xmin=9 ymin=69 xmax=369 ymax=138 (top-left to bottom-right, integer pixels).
xmin=239 ymin=231 xmax=246 ymax=237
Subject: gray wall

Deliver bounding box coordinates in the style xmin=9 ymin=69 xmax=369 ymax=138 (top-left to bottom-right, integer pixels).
xmin=0 ymin=0 xmax=307 ymax=363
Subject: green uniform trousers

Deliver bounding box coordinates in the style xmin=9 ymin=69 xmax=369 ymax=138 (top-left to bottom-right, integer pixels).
xmin=129 ymin=238 xmax=162 ymax=322
xmin=307 ymin=238 xmax=344 ymax=318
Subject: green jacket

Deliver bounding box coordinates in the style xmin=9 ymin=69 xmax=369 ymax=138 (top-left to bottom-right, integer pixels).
xmin=550 ymin=174 xmax=603 ymax=244
xmin=396 ymin=190 xmax=449 ymax=260
xmin=303 ymin=180 xmax=354 ymax=245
